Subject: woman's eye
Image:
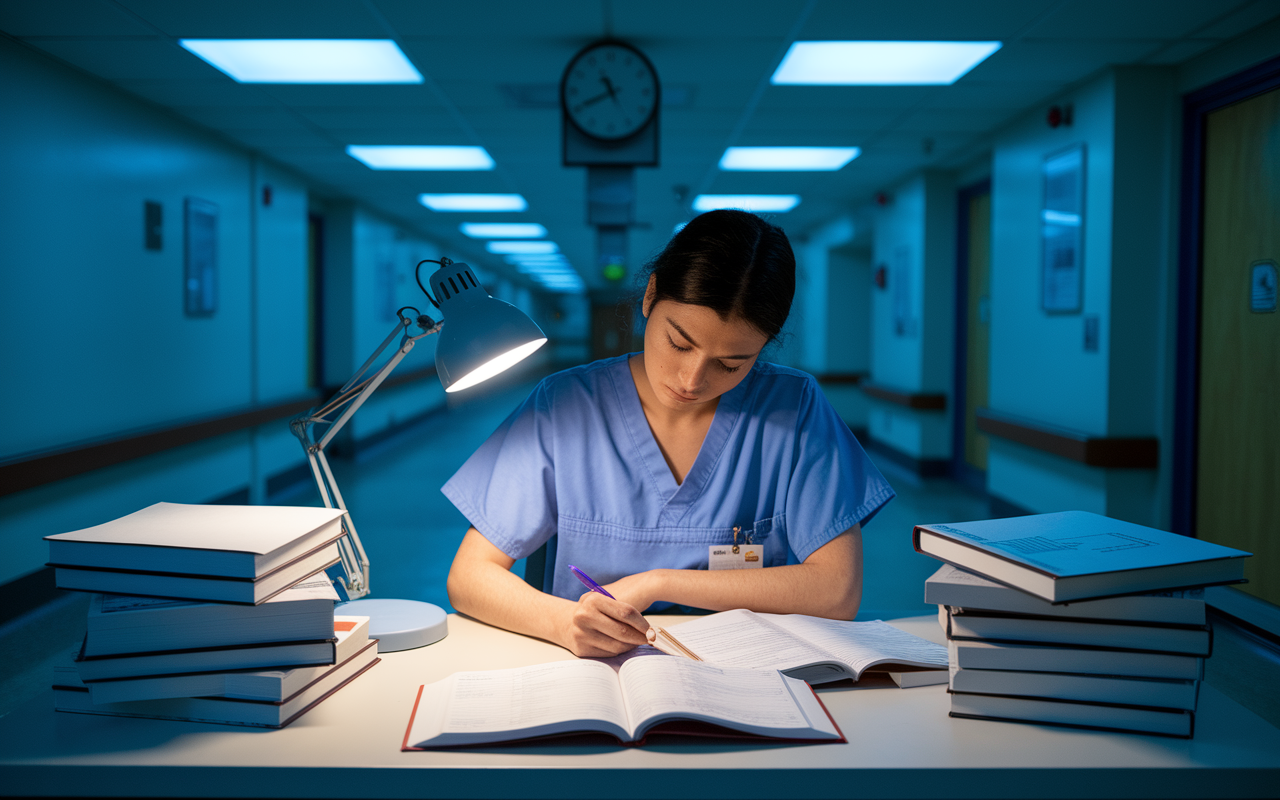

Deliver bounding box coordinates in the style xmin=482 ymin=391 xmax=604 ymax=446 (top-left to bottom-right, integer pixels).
xmin=667 ymin=335 xmax=691 ymax=352
xmin=719 ymin=362 xmax=742 ymax=373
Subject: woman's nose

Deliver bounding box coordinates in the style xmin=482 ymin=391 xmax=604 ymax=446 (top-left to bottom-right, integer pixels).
xmin=679 ymin=360 xmax=709 ymax=391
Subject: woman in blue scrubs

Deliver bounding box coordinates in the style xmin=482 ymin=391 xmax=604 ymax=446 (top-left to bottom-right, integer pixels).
xmin=445 ymin=210 xmax=893 ymax=656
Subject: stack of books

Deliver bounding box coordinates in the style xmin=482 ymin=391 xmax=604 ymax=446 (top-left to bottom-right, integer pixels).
xmin=44 ymin=502 xmax=380 ymax=728
xmin=914 ymin=510 xmax=1251 ymax=738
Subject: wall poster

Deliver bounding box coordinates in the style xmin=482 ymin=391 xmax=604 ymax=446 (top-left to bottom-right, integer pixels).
xmin=1041 ymin=144 xmax=1085 ymax=313
xmin=184 ymin=197 xmax=218 ymax=316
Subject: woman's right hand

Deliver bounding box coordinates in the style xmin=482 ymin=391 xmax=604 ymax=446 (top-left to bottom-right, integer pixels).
xmin=559 ymin=592 xmax=651 ymax=657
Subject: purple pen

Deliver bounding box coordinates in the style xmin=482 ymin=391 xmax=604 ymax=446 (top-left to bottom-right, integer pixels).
xmin=568 ymin=564 xmax=616 ymax=599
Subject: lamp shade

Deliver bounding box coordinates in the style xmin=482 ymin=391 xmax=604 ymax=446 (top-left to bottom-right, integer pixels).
xmin=429 ymin=262 xmax=547 ymax=392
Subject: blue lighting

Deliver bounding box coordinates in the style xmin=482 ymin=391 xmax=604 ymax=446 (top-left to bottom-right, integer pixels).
xmin=771 ymin=41 xmax=1002 ymax=85
xmin=179 ymin=39 xmax=423 ymax=84
xmin=419 ymin=194 xmax=528 ymax=212
xmin=462 ymin=223 xmax=547 ymax=238
xmin=720 ymin=147 xmax=860 ymax=171
xmin=486 ymin=240 xmax=558 ymax=255
xmin=692 ymin=195 xmax=801 ymax=213
xmin=346 ymin=146 xmax=494 ymax=170
xmin=1042 ymin=210 xmax=1081 ymax=226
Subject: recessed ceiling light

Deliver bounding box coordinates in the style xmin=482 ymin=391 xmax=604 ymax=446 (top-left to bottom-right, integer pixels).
xmin=692 ymin=195 xmax=801 ymax=213
xmin=771 ymin=41 xmax=1001 ymax=85
xmin=347 ymin=146 xmax=494 ymax=170
xmin=462 ymin=223 xmax=547 ymax=238
xmin=179 ymin=39 xmax=422 ymax=84
xmin=505 ymin=253 xmax=567 ymax=263
xmin=419 ymin=194 xmax=528 ymax=212
xmin=486 ymin=240 xmax=558 ymax=255
xmin=673 ymin=222 xmax=688 ymax=235
xmin=719 ymin=147 xmax=860 ymax=171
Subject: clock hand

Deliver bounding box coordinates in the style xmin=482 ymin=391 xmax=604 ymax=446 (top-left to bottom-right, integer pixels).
xmin=600 ymin=75 xmax=623 ymax=106
xmin=573 ymin=90 xmax=614 ymax=113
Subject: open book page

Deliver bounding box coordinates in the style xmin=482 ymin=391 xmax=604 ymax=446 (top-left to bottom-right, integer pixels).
xmin=406 ymin=660 xmax=631 ymax=747
xmin=664 ymin=609 xmax=840 ymax=674
xmin=617 ymin=655 xmax=838 ymax=740
xmin=761 ymin=615 xmax=948 ymax=678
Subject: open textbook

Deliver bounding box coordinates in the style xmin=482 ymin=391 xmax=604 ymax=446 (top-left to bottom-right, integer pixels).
xmin=662 ymin=609 xmax=948 ymax=685
xmin=402 ymin=655 xmax=843 ymax=749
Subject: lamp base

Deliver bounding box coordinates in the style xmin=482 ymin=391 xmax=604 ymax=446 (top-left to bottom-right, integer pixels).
xmin=335 ymin=598 xmax=448 ymax=652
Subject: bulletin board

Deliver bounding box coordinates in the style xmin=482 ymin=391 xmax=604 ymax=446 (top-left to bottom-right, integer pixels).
xmin=1041 ymin=144 xmax=1085 ymax=313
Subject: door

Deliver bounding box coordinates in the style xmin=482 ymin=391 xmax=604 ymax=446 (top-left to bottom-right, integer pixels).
xmin=953 ymin=182 xmax=992 ymax=489
xmin=1197 ymin=86 xmax=1280 ymax=605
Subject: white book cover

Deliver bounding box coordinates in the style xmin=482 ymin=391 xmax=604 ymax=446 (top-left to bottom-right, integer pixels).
xmin=925 ymin=564 xmax=1206 ymax=624
xmin=46 ymin=503 xmax=345 ymax=553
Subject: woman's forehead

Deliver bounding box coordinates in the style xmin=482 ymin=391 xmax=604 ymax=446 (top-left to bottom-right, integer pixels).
xmin=655 ymin=299 xmax=768 ymax=353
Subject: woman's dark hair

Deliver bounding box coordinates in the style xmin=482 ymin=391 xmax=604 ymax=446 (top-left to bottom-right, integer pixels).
xmin=642 ymin=209 xmax=796 ymax=341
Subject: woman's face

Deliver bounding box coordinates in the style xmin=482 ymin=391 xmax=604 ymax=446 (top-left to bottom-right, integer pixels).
xmin=641 ymin=286 xmax=769 ymax=413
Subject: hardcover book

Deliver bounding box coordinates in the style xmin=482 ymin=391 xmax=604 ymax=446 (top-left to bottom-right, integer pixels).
xmin=46 ymin=502 xmax=345 ymax=578
xmin=83 ymin=578 xmax=338 ymax=657
xmin=925 ymin=564 xmax=1206 ymax=624
xmin=913 ymin=511 xmax=1248 ymax=602
xmin=86 ymin=617 xmax=370 ymax=704
xmin=402 ymin=655 xmax=843 ymax=749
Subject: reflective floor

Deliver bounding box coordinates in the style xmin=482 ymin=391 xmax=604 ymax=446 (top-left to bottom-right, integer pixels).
xmin=0 ymin=368 xmax=990 ymax=718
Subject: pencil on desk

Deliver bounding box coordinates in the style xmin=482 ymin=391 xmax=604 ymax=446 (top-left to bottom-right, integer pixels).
xmin=651 ymin=627 xmax=702 ymax=661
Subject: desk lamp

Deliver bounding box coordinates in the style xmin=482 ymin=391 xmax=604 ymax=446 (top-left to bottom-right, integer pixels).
xmin=291 ymin=257 xmax=546 ymax=651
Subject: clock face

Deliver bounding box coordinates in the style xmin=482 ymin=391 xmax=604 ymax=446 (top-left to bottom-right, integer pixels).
xmin=561 ymin=41 xmax=659 ymax=141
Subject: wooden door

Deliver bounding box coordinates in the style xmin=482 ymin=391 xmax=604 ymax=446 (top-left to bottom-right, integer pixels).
xmin=1198 ymin=87 xmax=1280 ymax=604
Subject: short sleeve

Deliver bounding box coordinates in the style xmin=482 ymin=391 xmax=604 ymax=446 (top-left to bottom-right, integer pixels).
xmin=783 ymin=378 xmax=895 ymax=563
xmin=440 ymin=382 xmax=557 ymax=560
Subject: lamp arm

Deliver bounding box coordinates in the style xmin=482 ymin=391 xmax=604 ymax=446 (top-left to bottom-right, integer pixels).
xmin=291 ymin=311 xmax=441 ymax=600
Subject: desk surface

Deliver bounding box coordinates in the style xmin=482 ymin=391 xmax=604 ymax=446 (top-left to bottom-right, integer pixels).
xmin=1 ymin=614 xmax=1278 ymax=800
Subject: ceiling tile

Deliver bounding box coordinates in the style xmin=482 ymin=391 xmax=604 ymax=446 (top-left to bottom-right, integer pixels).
xmin=1020 ymin=0 xmax=1232 ymax=39
xmin=113 ymin=0 xmax=386 ymax=37
xmin=23 ymin=37 xmax=227 ymax=80
xmin=0 ymin=0 xmax=153 ymax=36
xmin=798 ymin=0 xmax=1057 ymax=40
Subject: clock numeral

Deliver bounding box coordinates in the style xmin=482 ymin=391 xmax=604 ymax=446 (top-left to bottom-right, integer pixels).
xmin=640 ymin=88 xmax=650 ymax=97
xmin=636 ymin=69 xmax=645 ymax=79
xmin=637 ymin=106 xmax=645 ymax=114
xmin=568 ymin=87 xmax=578 ymax=95
xmin=606 ymin=51 xmax=614 ymax=61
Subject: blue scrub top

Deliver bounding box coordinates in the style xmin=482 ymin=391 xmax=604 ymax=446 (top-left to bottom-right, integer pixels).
xmin=442 ymin=355 xmax=894 ymax=606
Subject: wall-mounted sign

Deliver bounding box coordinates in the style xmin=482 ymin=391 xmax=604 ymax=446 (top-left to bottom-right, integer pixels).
xmin=1041 ymin=144 xmax=1085 ymax=313
xmin=1251 ymin=260 xmax=1277 ymax=313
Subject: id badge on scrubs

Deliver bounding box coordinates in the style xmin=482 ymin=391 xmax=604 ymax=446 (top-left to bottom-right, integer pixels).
xmin=709 ymin=526 xmax=763 ymax=570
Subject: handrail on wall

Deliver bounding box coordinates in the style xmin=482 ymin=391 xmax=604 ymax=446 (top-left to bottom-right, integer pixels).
xmin=0 ymin=365 xmax=439 ymax=499
xmin=975 ymin=407 xmax=1158 ymax=468
xmin=860 ymin=381 xmax=948 ymax=410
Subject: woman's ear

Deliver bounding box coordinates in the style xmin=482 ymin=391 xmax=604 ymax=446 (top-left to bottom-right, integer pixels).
xmin=643 ymin=275 xmax=657 ymax=318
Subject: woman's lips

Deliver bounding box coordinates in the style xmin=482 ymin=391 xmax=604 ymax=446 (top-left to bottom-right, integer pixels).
xmin=665 ymin=385 xmax=699 ymax=403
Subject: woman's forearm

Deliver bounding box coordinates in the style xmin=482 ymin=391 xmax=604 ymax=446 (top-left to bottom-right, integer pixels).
xmin=447 ymin=529 xmax=578 ymax=645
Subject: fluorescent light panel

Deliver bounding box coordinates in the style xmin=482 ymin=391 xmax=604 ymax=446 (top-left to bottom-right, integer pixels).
xmin=692 ymin=195 xmax=801 ymax=213
xmin=486 ymin=240 xmax=558 ymax=255
xmin=505 ymin=253 xmax=567 ymax=263
xmin=771 ymin=41 xmax=1001 ymax=85
xmin=720 ymin=147 xmax=860 ymax=171
xmin=419 ymin=194 xmax=527 ymax=212
xmin=179 ymin=39 xmax=422 ymax=84
xmin=347 ymin=146 xmax=493 ymax=170
xmin=463 ymin=223 xmax=547 ymax=239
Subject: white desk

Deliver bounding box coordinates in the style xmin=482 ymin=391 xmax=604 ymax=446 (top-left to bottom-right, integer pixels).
xmin=1 ymin=614 xmax=1277 ymax=799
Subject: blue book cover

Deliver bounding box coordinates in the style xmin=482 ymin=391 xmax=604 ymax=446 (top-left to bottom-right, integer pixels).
xmin=914 ymin=511 xmax=1250 ymax=602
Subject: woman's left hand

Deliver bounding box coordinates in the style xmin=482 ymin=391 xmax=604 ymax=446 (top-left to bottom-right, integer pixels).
xmin=601 ymin=570 xmax=666 ymax=614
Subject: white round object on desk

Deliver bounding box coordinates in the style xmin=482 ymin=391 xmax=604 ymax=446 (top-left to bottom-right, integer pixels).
xmin=336 ymin=598 xmax=448 ymax=652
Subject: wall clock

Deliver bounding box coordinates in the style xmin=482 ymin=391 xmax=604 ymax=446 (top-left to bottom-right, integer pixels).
xmin=561 ymin=40 xmax=659 ymax=142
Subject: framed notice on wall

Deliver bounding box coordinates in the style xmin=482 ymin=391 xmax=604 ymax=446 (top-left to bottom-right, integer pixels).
xmin=1041 ymin=144 xmax=1085 ymax=313
xmin=184 ymin=197 xmax=218 ymax=316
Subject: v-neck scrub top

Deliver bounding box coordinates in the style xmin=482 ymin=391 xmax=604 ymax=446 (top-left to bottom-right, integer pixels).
xmin=442 ymin=355 xmax=894 ymax=606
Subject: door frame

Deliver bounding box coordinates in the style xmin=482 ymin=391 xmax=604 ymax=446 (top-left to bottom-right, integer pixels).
xmin=1173 ymin=55 xmax=1280 ymax=536
xmin=951 ymin=178 xmax=992 ymax=493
